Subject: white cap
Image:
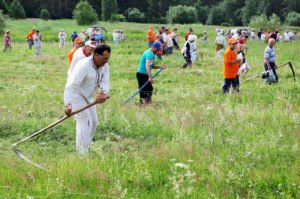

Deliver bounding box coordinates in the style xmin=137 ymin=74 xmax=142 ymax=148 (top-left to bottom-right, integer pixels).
xmin=188 ymin=35 xmax=197 ymax=42
xmin=85 ymin=40 xmax=97 ymax=48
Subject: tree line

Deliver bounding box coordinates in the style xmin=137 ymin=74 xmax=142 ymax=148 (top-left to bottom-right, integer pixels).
xmin=0 ymin=0 xmax=300 ymax=26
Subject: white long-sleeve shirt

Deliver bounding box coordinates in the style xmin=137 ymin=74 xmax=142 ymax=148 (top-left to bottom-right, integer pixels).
xmin=58 ymin=31 xmax=67 ymax=41
xmin=215 ymin=35 xmax=226 ymax=48
xmin=64 ymin=56 xmax=110 ymax=106
xmin=68 ymin=47 xmax=89 ymax=76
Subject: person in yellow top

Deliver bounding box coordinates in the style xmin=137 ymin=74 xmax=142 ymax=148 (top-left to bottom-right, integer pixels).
xmin=222 ymin=38 xmax=241 ymax=93
xmin=68 ymin=37 xmax=84 ymax=63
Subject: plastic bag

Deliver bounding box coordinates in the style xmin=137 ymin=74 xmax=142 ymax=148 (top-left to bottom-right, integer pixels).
xmin=265 ymin=70 xmax=276 ymax=84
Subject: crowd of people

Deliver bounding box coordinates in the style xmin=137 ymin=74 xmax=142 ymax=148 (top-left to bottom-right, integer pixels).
xmin=2 ymin=24 xmax=298 ymax=155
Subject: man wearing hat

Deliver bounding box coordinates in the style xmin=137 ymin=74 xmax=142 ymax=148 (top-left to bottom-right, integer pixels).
xmin=215 ymin=30 xmax=226 ymax=60
xmin=222 ymin=38 xmax=241 ymax=93
xmin=64 ymin=45 xmax=111 ymax=155
xmin=68 ymin=40 xmax=97 ymax=76
xmin=136 ymin=42 xmax=167 ymax=105
xmin=68 ymin=37 xmax=84 ymax=63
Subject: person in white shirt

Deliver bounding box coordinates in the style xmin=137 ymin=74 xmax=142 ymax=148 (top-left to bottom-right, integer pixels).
xmin=112 ymin=30 xmax=120 ymax=46
xmin=261 ymin=32 xmax=266 ymax=42
xmin=58 ymin=30 xmax=67 ymax=48
xmin=171 ymin=28 xmax=180 ymax=49
xmin=68 ymin=40 xmax=97 ymax=76
xmin=64 ymin=45 xmax=111 ymax=155
xmin=189 ymin=35 xmax=197 ymax=63
xmin=250 ymin=29 xmax=257 ymax=40
xmin=78 ymin=30 xmax=86 ymax=42
xmin=33 ymin=30 xmax=42 ymax=57
xmin=215 ymin=30 xmax=226 ymax=60
xmin=283 ymin=30 xmax=290 ymax=42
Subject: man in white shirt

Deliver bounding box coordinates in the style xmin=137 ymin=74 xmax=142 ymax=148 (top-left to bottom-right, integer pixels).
xmin=58 ymin=30 xmax=67 ymax=48
xmin=78 ymin=29 xmax=86 ymax=42
xmin=215 ymin=30 xmax=226 ymax=60
xmin=68 ymin=40 xmax=97 ymax=76
xmin=33 ymin=30 xmax=42 ymax=57
xmin=283 ymin=30 xmax=290 ymax=42
xmin=64 ymin=45 xmax=111 ymax=155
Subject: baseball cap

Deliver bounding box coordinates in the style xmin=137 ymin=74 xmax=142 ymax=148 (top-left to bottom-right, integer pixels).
xmin=85 ymin=40 xmax=97 ymax=48
xmin=228 ymin=38 xmax=238 ymax=44
xmin=152 ymin=42 xmax=161 ymax=50
xmin=74 ymin=37 xmax=83 ymax=43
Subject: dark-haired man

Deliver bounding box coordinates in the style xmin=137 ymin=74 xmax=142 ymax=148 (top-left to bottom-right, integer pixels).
xmin=64 ymin=45 xmax=111 ymax=155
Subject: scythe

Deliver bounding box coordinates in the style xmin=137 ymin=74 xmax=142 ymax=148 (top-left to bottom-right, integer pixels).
xmin=11 ymin=101 xmax=100 ymax=171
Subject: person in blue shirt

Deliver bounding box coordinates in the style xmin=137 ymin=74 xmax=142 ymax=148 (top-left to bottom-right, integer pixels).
xmin=264 ymin=38 xmax=278 ymax=82
xmin=95 ymin=31 xmax=105 ymax=44
xmin=136 ymin=42 xmax=167 ymax=105
xmin=71 ymin=31 xmax=78 ymax=45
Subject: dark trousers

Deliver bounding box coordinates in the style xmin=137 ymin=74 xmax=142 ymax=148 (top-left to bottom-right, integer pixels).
xmin=264 ymin=62 xmax=278 ymax=81
xmin=182 ymin=54 xmax=192 ymax=68
xmin=136 ymin=72 xmax=153 ymax=101
xmin=172 ymin=39 xmax=179 ymax=49
xmin=222 ymin=76 xmax=240 ymax=93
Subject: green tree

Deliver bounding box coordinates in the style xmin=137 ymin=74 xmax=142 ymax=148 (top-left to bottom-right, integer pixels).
xmin=9 ymin=0 xmax=26 ymax=19
xmin=125 ymin=7 xmax=145 ymax=23
xmin=241 ymin=0 xmax=260 ymax=25
xmin=283 ymin=0 xmax=300 ymax=15
xmin=147 ymin=0 xmax=169 ymax=23
xmin=39 ymin=8 xmax=50 ymax=20
xmin=195 ymin=0 xmax=208 ymax=24
xmin=73 ymin=0 xmax=98 ymax=25
xmin=101 ymin=0 xmax=118 ymax=21
xmin=110 ymin=14 xmax=126 ymax=22
xmin=249 ymin=14 xmax=281 ymax=30
xmin=285 ymin=12 xmax=300 ymax=26
xmin=0 ymin=10 xmax=5 ymax=35
xmin=206 ymin=5 xmax=228 ymax=25
xmin=0 ymin=0 xmax=9 ymax=15
xmin=167 ymin=5 xmax=198 ymax=24
xmin=223 ymin=0 xmax=245 ymax=26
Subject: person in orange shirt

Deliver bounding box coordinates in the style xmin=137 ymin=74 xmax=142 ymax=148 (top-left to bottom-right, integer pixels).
xmin=26 ymin=28 xmax=35 ymax=50
xmin=68 ymin=37 xmax=84 ymax=63
xmin=222 ymin=38 xmax=241 ymax=93
xmin=147 ymin=26 xmax=155 ymax=47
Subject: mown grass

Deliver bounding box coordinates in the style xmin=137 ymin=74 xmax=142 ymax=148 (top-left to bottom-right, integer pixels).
xmin=0 ymin=19 xmax=299 ymax=198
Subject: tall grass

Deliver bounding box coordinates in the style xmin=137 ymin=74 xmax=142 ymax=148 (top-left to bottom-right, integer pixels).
xmin=0 ymin=19 xmax=299 ymax=198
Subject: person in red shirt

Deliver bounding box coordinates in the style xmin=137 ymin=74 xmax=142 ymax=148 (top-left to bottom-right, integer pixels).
xmin=147 ymin=26 xmax=155 ymax=47
xmin=222 ymin=38 xmax=241 ymax=93
xmin=185 ymin=28 xmax=193 ymax=41
xmin=26 ymin=28 xmax=35 ymax=50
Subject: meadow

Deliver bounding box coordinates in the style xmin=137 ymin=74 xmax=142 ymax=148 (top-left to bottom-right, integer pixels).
xmin=0 ymin=19 xmax=299 ymax=198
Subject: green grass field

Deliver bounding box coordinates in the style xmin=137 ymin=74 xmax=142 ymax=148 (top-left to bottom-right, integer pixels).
xmin=0 ymin=19 xmax=299 ymax=198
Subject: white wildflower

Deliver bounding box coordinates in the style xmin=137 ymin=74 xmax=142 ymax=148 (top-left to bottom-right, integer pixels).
xmin=175 ymin=163 xmax=189 ymax=169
